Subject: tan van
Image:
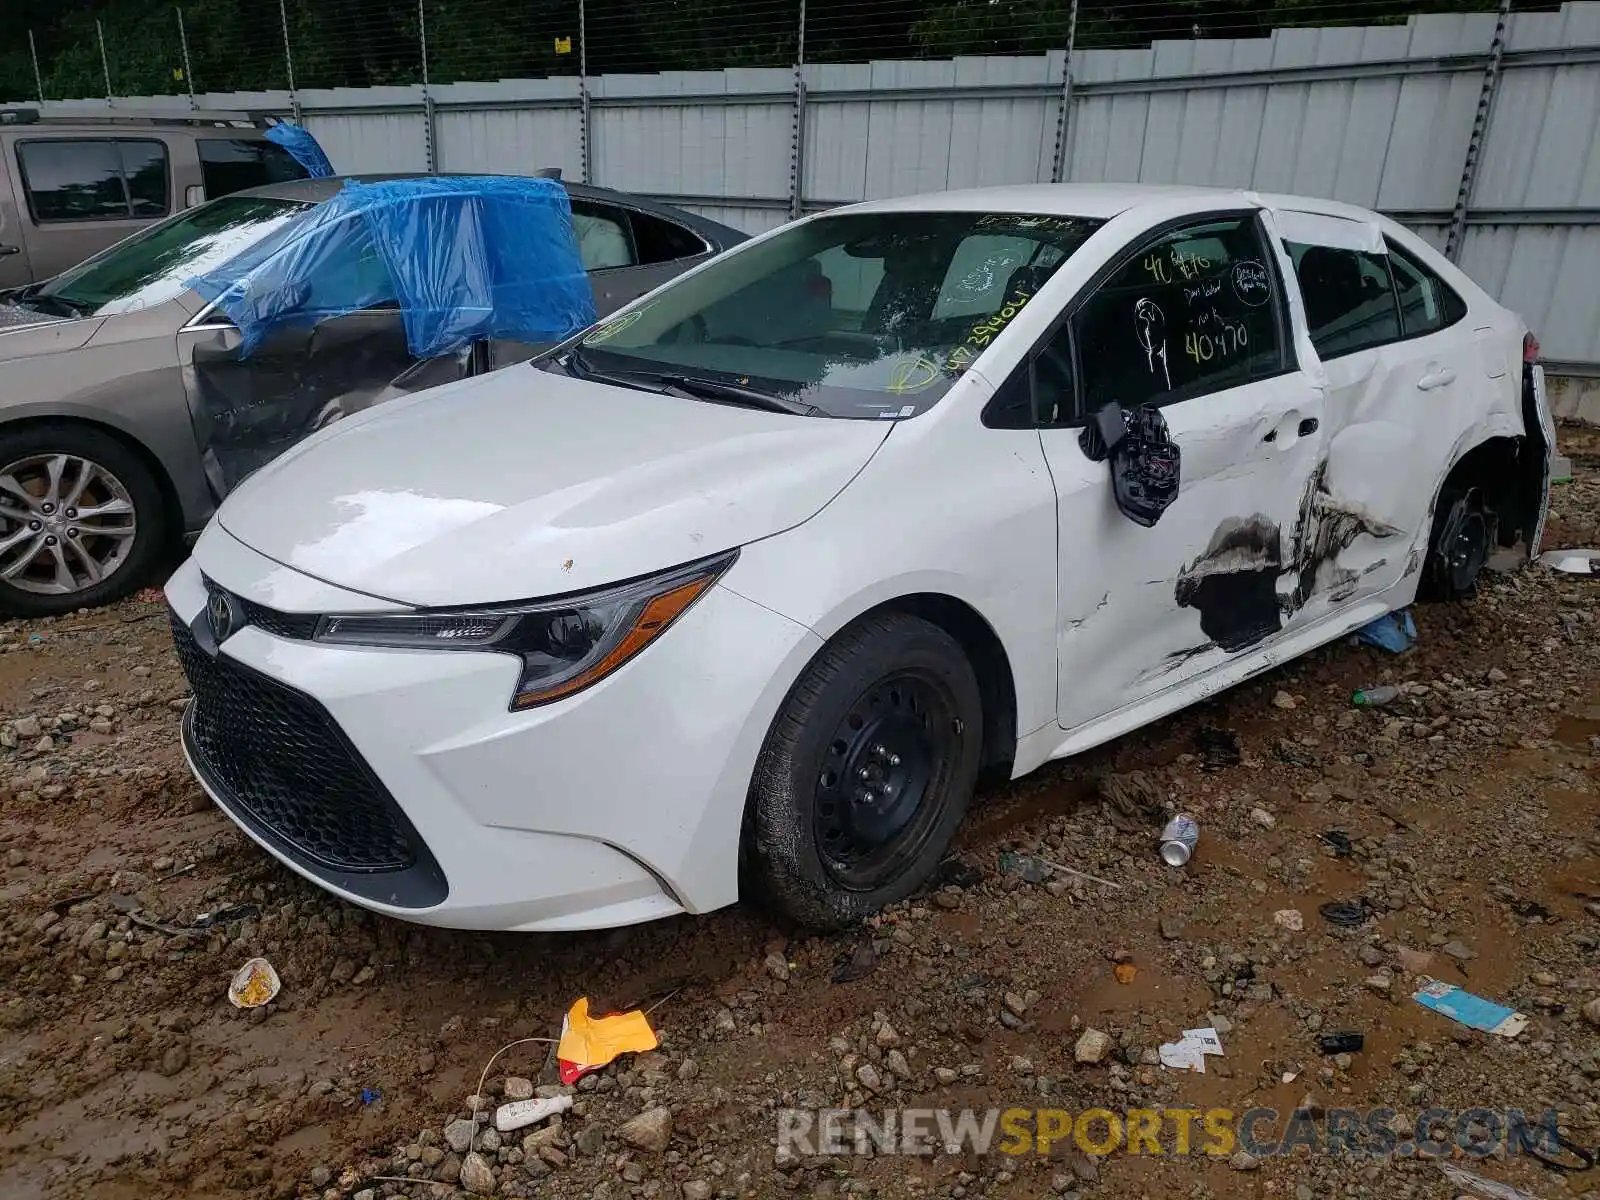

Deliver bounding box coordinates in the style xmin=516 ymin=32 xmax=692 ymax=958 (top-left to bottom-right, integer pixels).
xmin=0 ymin=107 xmax=309 ymax=289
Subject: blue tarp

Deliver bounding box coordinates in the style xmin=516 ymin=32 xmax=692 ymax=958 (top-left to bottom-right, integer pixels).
xmin=187 ymin=176 xmax=596 ymax=358
xmin=263 ymin=121 xmax=335 ymax=178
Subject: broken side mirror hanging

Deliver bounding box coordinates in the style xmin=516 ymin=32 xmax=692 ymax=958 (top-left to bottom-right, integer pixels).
xmin=1078 ymin=401 xmax=1181 ymax=527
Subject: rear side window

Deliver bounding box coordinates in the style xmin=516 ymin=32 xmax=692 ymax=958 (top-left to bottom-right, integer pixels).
xmin=570 ymin=200 xmax=635 ymax=270
xmin=196 ymin=138 xmax=308 ymax=199
xmin=1071 ymin=214 xmax=1285 ymax=415
xmin=16 ymin=138 xmax=170 ymax=222
xmin=630 ymin=210 xmax=705 ymax=264
xmin=1385 ymin=240 xmax=1468 ymax=338
xmin=1286 ymin=243 xmax=1399 ymax=359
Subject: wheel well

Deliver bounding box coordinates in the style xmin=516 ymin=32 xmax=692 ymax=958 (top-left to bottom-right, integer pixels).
xmin=1436 ymin=435 xmax=1536 ymax=548
xmin=0 ymin=416 xmax=185 ymax=549
xmin=870 ymin=593 xmax=1018 ymax=782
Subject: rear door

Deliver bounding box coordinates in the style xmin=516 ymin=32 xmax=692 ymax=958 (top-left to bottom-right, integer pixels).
xmin=3 ymin=134 xmax=173 ymax=280
xmin=1271 ymin=211 xmax=1484 ymax=628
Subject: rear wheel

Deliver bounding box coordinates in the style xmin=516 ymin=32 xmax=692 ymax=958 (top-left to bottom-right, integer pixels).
xmin=744 ymin=611 xmax=983 ymax=929
xmin=0 ymin=424 xmax=168 ymax=617
xmin=1422 ymin=486 xmax=1490 ymax=601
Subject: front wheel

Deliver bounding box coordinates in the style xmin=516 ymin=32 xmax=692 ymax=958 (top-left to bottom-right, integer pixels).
xmin=744 ymin=611 xmax=983 ymax=929
xmin=0 ymin=424 xmax=169 ymax=617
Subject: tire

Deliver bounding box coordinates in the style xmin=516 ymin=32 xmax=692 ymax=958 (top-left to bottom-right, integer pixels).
xmin=0 ymin=423 xmax=169 ymax=618
xmin=744 ymin=611 xmax=984 ymax=929
xmin=1421 ymin=485 xmax=1490 ymax=602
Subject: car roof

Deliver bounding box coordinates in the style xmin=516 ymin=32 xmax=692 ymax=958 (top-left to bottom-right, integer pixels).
xmin=235 ymin=173 xmax=744 ymax=242
xmin=836 ymin=183 xmax=1385 ymax=225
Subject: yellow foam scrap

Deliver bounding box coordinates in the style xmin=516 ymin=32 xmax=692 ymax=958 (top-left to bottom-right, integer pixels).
xmin=556 ymin=996 xmax=658 ymax=1072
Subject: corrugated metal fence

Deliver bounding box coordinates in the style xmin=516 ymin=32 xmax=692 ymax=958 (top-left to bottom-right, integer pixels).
xmin=15 ymin=3 xmax=1600 ymax=369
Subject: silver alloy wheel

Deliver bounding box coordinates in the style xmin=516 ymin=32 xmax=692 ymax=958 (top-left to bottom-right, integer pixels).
xmin=0 ymin=454 xmax=138 ymax=595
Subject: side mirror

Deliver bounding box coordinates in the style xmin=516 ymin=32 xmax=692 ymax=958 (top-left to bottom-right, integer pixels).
xmin=1079 ymin=402 xmax=1182 ymax=527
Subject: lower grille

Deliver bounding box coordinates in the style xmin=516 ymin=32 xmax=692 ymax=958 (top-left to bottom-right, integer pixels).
xmin=170 ymin=610 xmax=445 ymax=902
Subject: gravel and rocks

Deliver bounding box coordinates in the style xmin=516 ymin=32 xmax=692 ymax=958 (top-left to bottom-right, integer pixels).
xmin=0 ymin=428 xmax=1597 ymax=1200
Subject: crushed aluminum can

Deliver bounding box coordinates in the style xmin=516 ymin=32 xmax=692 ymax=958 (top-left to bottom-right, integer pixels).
xmin=1158 ymin=814 xmax=1199 ymax=867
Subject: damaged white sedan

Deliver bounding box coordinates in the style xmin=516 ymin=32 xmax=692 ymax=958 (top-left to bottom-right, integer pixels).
xmin=165 ymin=184 xmax=1553 ymax=932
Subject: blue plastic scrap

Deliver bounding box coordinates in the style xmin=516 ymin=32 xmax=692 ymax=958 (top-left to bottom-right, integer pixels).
xmin=1355 ymin=608 xmax=1416 ymax=654
xmin=187 ymin=176 xmax=596 ymax=359
xmin=262 ymin=120 xmax=335 ymax=178
xmin=1412 ymin=978 xmax=1528 ymax=1038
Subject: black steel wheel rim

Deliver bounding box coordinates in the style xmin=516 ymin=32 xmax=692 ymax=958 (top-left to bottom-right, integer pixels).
xmin=1446 ymin=509 xmax=1488 ymax=592
xmin=813 ymin=669 xmax=958 ymax=891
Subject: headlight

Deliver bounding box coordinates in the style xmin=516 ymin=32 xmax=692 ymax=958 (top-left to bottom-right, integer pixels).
xmin=314 ymin=551 xmax=736 ymax=709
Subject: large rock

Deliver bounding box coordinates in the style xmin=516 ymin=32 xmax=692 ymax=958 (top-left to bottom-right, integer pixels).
xmin=1074 ymin=1028 xmax=1111 ymax=1065
xmin=617 ymin=1106 xmax=673 ymax=1153
xmin=444 ymin=1118 xmax=475 ymax=1153
xmin=459 ymin=1151 xmax=495 ymax=1194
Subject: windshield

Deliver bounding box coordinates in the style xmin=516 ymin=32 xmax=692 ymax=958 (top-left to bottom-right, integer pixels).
xmin=573 ymin=210 xmax=1102 ymax=418
xmin=36 ymin=195 xmax=312 ymax=317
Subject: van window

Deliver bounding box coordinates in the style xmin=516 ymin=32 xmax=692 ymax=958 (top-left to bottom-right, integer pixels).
xmin=196 ymin=138 xmax=310 ymax=199
xmin=16 ymin=139 xmax=171 ymax=222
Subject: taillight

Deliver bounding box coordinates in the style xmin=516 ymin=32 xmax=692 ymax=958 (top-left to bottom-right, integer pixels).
xmin=1523 ymin=332 xmax=1541 ymax=364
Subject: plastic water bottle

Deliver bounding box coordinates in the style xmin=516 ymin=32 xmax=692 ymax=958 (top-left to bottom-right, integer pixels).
xmin=1352 ymin=685 xmax=1401 ymax=708
xmin=1159 ymin=814 xmax=1200 ymax=866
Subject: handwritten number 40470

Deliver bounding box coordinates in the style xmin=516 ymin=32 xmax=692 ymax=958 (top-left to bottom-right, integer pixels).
xmin=1186 ymin=323 xmax=1247 ymax=363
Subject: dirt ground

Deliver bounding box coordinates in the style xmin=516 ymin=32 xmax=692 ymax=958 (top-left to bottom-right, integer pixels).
xmin=2 ymin=428 xmax=1597 ymax=1200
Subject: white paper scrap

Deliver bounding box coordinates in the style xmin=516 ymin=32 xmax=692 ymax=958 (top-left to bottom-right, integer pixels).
xmin=1159 ymin=1041 xmax=1207 ymax=1072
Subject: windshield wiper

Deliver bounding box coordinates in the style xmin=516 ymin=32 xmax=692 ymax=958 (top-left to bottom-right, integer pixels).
xmin=561 ymin=349 xmax=822 ymax=417
xmin=655 ymin=373 xmax=823 ymax=417
xmin=22 ymin=293 xmax=93 ymax=319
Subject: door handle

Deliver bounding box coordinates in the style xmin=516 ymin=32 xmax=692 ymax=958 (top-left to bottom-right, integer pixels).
xmin=0 ymin=244 xmax=20 ymax=257
xmin=1298 ymin=417 xmax=1319 ymax=436
xmin=1417 ymin=367 xmax=1456 ymax=391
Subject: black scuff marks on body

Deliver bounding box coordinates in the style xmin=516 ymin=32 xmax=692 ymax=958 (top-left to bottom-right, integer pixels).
xmin=1175 ymin=461 xmax=1402 ymax=654
xmin=1282 ymin=461 xmax=1402 ymax=609
xmin=1174 ymin=515 xmax=1285 ymax=651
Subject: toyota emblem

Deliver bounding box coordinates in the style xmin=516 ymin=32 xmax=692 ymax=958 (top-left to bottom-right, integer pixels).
xmin=207 ymin=589 xmax=240 ymax=642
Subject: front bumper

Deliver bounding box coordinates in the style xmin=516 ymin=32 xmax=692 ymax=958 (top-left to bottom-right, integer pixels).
xmin=166 ymin=526 xmax=821 ymax=932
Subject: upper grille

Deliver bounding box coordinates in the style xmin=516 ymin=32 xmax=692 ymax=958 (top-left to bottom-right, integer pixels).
xmin=171 ymin=609 xmax=418 ymax=873
xmin=201 ymin=577 xmax=319 ymax=640
xmin=239 ymin=597 xmax=320 ymax=640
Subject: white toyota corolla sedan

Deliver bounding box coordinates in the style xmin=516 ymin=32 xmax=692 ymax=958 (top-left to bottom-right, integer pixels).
xmin=165 ymin=183 xmax=1554 ymax=932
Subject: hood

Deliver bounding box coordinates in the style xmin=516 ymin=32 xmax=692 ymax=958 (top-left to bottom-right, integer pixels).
xmin=217 ymin=365 xmax=891 ymax=606
xmin=0 ymin=307 xmax=101 ymax=359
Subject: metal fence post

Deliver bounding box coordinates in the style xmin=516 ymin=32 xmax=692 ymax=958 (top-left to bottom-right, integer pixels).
xmin=279 ymin=0 xmax=301 ymax=122
xmin=1050 ymin=0 xmax=1080 ymax=183
xmin=1446 ymin=0 xmax=1513 ymax=262
xmin=96 ymin=20 xmax=114 ymax=106
xmin=579 ymin=0 xmax=592 ymax=183
xmin=419 ymin=0 xmax=437 ymax=172
xmin=28 ymin=31 xmax=45 ymax=103
xmin=787 ymin=0 xmax=808 ymax=219
xmin=177 ymin=8 xmax=197 ymax=108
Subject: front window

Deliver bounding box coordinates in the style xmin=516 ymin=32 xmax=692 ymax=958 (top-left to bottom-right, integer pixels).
xmin=572 ymin=210 xmax=1102 ymax=418
xmin=31 ymin=194 xmax=310 ymax=318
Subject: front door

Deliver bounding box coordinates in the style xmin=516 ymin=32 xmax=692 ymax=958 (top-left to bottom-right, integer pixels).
xmin=180 ymin=308 xmax=416 ymax=495
xmin=1027 ymin=211 xmax=1327 ymax=730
